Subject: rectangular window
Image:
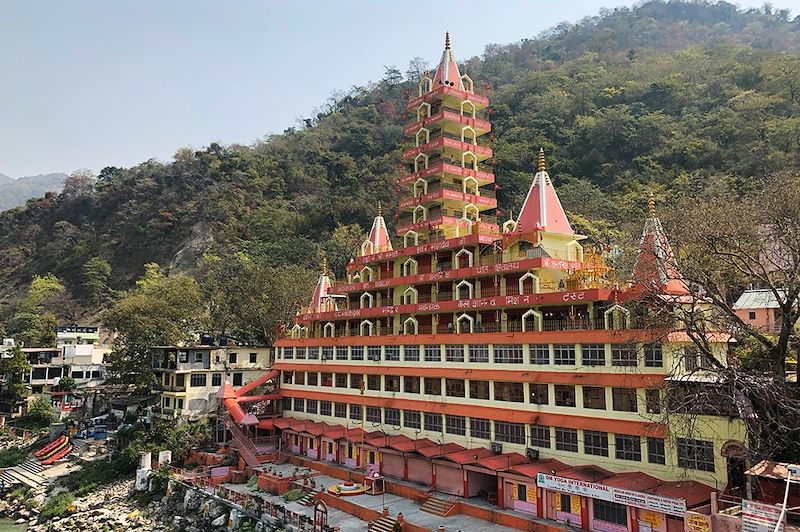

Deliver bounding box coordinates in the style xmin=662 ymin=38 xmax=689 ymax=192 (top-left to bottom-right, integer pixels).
xmin=581 ymin=344 xmax=606 ymax=366
xmin=424 ymin=377 xmax=441 ymax=395
xmin=584 ymin=430 xmax=609 ymax=456
xmin=178 ymin=351 xmax=188 ymax=363
xmin=644 ymin=343 xmax=663 ymax=367
xmin=495 ymin=421 xmax=525 ymax=444
xmin=307 ymin=347 xmax=319 ymax=360
xmin=176 ymin=398 xmax=183 ymax=409
xmin=446 ymin=379 xmax=465 ymax=397
xmin=424 ymin=345 xmax=441 ymax=362
xmin=404 ymin=376 xmax=420 ymax=394
xmin=555 ymin=427 xmax=578 ymax=452
xmin=299 ymin=347 xmax=310 ymax=360
xmin=283 ymin=371 xmax=293 ymax=384
xmin=335 ymin=373 xmax=347 ymax=387
xmin=494 ymin=382 xmax=524 ymax=402
xmin=285 ymin=348 xmax=294 ymax=360
xmin=368 ymin=346 xmax=381 ymax=361
xmin=385 ymin=375 xmax=400 ymax=392
xmin=469 ymin=380 xmax=490 ymax=400
xmin=367 ymin=374 xmax=380 ymax=391
xmin=249 ymin=352 xmax=257 ymax=363
xmin=349 ymin=404 xmax=362 ymax=421
xmin=295 ymin=372 xmax=305 ymax=385
xmin=468 ymin=344 xmax=489 ymax=363
xmin=351 ymin=346 xmax=364 ymax=361
xmin=553 ymin=344 xmax=576 ymax=365
xmin=684 ymin=347 xmax=698 ymax=371
xmin=612 ymin=388 xmax=638 ymax=412
xmin=612 ymin=344 xmax=637 ymax=367
xmin=321 ymin=372 xmax=333 ymax=387
xmin=530 ymin=344 xmax=550 ymax=365
xmin=615 ymin=434 xmax=642 ymax=461
xmin=366 ymin=406 xmax=381 ymax=423
xmin=583 ymin=386 xmax=607 ymax=409
xmin=350 ymin=374 xmax=363 ymax=389
xmin=404 ymin=410 xmax=421 ymax=429
xmin=446 ymin=344 xmax=465 ymax=362
xmin=677 ymin=438 xmax=715 ymax=471
xmin=211 ymin=373 xmax=222 ymax=387
xmin=530 ymin=383 xmax=549 ymax=405
xmin=424 ymin=412 xmax=442 ymax=432
xmin=307 ymin=400 xmax=318 ymax=414
xmin=594 ymin=500 xmax=628 ymax=526
xmin=334 ymin=402 xmax=347 ymax=418
xmin=195 ymin=352 xmax=205 ymax=363
xmin=749 ymin=311 xmax=757 ymax=320
xmin=282 ymin=397 xmax=291 ymax=411
xmin=307 ymin=372 xmax=318 ymax=386
xmin=320 ymin=401 xmax=332 ymax=416
xmin=647 ymin=438 xmax=666 ymax=465
xmin=294 ymin=398 xmax=305 ymax=412
xmin=322 ymin=346 xmax=333 ymax=360
xmin=189 ymin=373 xmax=207 ymax=387
xmin=531 ymin=425 xmax=551 ymax=448
xmin=470 ymin=418 xmax=491 ymax=440
xmin=555 ymin=385 xmax=576 ymax=407
xmin=385 ymin=408 xmax=400 ymax=427
xmin=445 ymin=415 xmax=466 ymax=435
xmin=336 ymin=346 xmax=348 ymax=360
xmin=403 ymin=345 xmax=420 ymax=362
xmin=495 ymin=344 xmax=523 ymax=364
xmin=72 ymin=371 xmax=84 ymax=379
xmin=385 ymin=346 xmax=400 ymax=361
xmin=646 ymin=389 xmax=661 ymax=414
xmin=560 ymin=494 xmax=571 ymax=513
xmin=518 ymin=483 xmax=527 ymax=502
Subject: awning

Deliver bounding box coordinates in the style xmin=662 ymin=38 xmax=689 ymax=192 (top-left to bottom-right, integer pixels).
xmin=440 ymin=447 xmax=494 ymax=465
xmin=507 ymin=459 xmax=569 ymax=479
xmin=288 ymin=419 xmax=309 ymax=432
xmin=472 ymin=452 xmax=529 ymax=472
xmin=649 ymin=480 xmax=715 ymax=509
xmin=746 ymin=460 xmax=795 ymax=481
xmin=418 ymin=442 xmax=465 ymax=459
xmin=555 ymin=465 xmax=614 ymax=482
xmin=393 ymin=437 xmax=437 ymax=453
xmin=344 ymin=428 xmax=382 ymax=442
xmin=321 ymin=425 xmax=347 ymax=440
xmin=301 ymin=422 xmax=329 ymax=437
xmin=273 ymin=417 xmax=293 ymax=429
xmin=601 ymin=471 xmax=663 ymax=492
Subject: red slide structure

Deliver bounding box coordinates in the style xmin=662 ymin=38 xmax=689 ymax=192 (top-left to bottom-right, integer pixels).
xmin=41 ymin=444 xmax=73 ymax=465
xmin=219 ymin=369 xmax=281 ymax=430
xmin=35 ymin=435 xmax=67 ymax=458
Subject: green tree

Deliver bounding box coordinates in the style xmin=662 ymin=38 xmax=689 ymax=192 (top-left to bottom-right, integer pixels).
xmin=102 ymin=263 xmax=207 ymax=387
xmin=81 ymin=257 xmax=112 ymax=304
xmin=26 ymin=395 xmax=55 ymax=422
xmin=6 ymin=274 xmax=65 ymax=347
xmin=56 ymin=375 xmax=77 ymax=393
xmin=0 ymin=346 xmax=31 ymax=400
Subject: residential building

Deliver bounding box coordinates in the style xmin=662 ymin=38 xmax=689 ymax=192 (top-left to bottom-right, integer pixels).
xmin=151 ymin=345 xmax=272 ymax=422
xmin=732 ymin=289 xmax=786 ymax=333
xmin=261 ymin=34 xmax=748 ymax=532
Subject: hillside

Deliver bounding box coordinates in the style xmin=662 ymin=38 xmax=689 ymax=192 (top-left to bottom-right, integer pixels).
xmin=0 ymin=172 xmax=66 ymax=211
xmin=0 ymin=0 xmax=798 ymax=313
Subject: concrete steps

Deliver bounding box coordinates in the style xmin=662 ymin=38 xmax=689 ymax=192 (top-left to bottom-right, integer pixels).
xmin=298 ymin=488 xmax=320 ymax=506
xmin=369 ymin=515 xmax=398 ymax=532
xmin=420 ymin=496 xmax=454 ymax=517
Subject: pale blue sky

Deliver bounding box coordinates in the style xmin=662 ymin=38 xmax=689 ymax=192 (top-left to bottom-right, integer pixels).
xmin=1 ymin=0 xmax=796 ymax=177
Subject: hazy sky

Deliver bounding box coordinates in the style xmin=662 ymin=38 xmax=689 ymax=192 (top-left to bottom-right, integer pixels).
xmin=1 ymin=0 xmax=797 ymax=177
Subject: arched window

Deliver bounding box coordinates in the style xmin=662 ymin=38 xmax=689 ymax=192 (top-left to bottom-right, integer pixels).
xmin=414 ymin=153 xmax=429 ymax=172
xmin=323 ymin=322 xmax=336 ymax=338
xmin=402 ymin=286 xmax=418 ymax=305
xmin=456 ymin=313 xmax=474 ymax=334
xmin=461 ymin=126 xmax=477 ymax=145
xmin=417 ymin=101 xmax=431 ymax=121
xmin=360 ymin=266 xmax=373 ymax=282
xmin=521 ymin=309 xmax=543 ymax=332
xmin=360 ymin=292 xmax=374 ymax=309
xmin=454 ymin=248 xmax=474 ymax=269
xmin=413 ymin=205 xmax=427 ymax=223
xmin=604 ymin=305 xmax=631 ymax=330
xmin=413 ymin=178 xmax=428 ymax=197
xmin=290 ymin=324 xmax=302 ymax=339
xmin=404 ymin=230 xmax=419 ymax=247
xmin=403 ymin=317 xmax=418 ymax=335
xmin=402 ymin=258 xmax=418 ymax=277
xmin=418 ymin=77 xmax=432 ymax=96
xmin=462 ymin=176 xmax=479 ymax=195
xmin=503 ymin=218 xmax=518 ymax=233
xmin=460 ymin=98 xmax=475 ymax=117
xmin=360 ymin=240 xmax=374 ymax=256
xmin=415 ymin=127 xmax=430 ymax=147
xmin=352 ymin=271 xmax=361 ymax=282
xmin=463 ymin=203 xmax=479 ymax=221
xmin=461 ymin=76 xmax=474 ymax=95
xmin=455 ymin=218 xmax=473 ymax=237
xmin=456 ymin=280 xmax=474 ymax=300
xmin=360 ymin=320 xmax=374 ymax=337
xmin=566 ymin=240 xmax=584 ymax=262
xmin=519 ymin=272 xmax=541 ymax=295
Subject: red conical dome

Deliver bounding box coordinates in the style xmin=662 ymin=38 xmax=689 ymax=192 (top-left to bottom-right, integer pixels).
xmin=432 ymin=32 xmax=463 ymax=90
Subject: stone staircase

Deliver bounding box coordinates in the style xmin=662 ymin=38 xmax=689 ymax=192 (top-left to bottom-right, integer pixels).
xmin=420 ymin=495 xmax=455 ymax=517
xmin=368 ymin=515 xmax=398 ymax=532
xmin=298 ymin=488 xmax=320 ymax=506
xmin=1 ymin=459 xmax=47 ymax=491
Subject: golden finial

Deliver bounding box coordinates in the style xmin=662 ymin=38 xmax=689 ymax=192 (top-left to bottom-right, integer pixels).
xmin=445 ymin=32 xmax=451 ymax=50
xmin=537 ymin=147 xmax=547 ymax=173
xmin=377 ymin=201 xmax=382 ymax=217
xmin=322 ymin=256 xmax=328 ymax=274
xmin=507 ymin=209 xmax=514 ymax=221
xmin=648 ymin=192 xmax=656 ymax=218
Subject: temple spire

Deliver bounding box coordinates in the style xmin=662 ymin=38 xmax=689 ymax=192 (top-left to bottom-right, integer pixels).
xmin=537 ymin=147 xmax=547 ymax=173
xmin=514 ymin=148 xmax=573 ymax=236
xmin=433 ymin=32 xmax=463 ymax=90
xmin=362 ymin=201 xmax=393 ymax=256
xmin=648 ymin=192 xmax=656 ymax=218
xmin=322 ymin=256 xmax=328 ymax=274
xmin=633 ymin=192 xmax=689 ymax=295
xmin=445 ymin=31 xmax=451 ymax=50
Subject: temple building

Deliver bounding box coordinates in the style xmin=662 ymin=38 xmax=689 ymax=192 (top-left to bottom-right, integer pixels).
xmin=240 ymin=34 xmax=747 ymax=531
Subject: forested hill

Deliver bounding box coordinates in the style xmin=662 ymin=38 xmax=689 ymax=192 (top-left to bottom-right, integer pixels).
xmin=0 ymin=0 xmax=798 ymax=314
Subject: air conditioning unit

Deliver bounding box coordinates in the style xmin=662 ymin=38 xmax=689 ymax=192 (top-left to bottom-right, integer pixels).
xmin=525 ymin=447 xmax=540 ymax=460
xmin=490 ymin=441 xmax=503 ymax=454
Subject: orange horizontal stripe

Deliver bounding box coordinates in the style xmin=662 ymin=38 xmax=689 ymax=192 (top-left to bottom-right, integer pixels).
xmin=280 ymin=389 xmax=666 ymax=438
xmin=275 ymin=328 xmax=664 ymax=347
xmin=273 ymin=363 xmax=665 ymax=387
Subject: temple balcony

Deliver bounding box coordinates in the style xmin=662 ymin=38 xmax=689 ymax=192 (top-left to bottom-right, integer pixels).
xmin=406 ymin=84 xmax=489 ymax=111
xmin=399 ymin=160 xmax=495 ymax=186
xmin=403 ymin=110 xmax=491 ymax=136
xmin=401 ymin=135 xmax=493 ymax=161
xmin=398 ymin=187 xmax=497 ymax=211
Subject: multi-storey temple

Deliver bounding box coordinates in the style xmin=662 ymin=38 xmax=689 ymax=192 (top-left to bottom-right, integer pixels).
xmin=244 ymin=34 xmax=747 ymax=531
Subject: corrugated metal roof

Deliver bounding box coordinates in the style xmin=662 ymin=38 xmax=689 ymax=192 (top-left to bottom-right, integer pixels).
xmin=733 ymin=289 xmax=785 ymax=310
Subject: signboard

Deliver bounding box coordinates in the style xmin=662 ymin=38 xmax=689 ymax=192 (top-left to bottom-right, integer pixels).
xmin=536 ymin=473 xmax=687 ymax=517
xmin=742 ymin=500 xmax=784 ymax=532
xmin=685 ymin=512 xmax=711 ymax=532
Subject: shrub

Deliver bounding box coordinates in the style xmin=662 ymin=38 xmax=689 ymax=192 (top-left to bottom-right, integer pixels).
xmin=0 ymin=446 xmax=26 ymax=467
xmin=283 ymin=488 xmax=304 ymax=502
xmin=39 ymin=492 xmax=75 ymax=520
